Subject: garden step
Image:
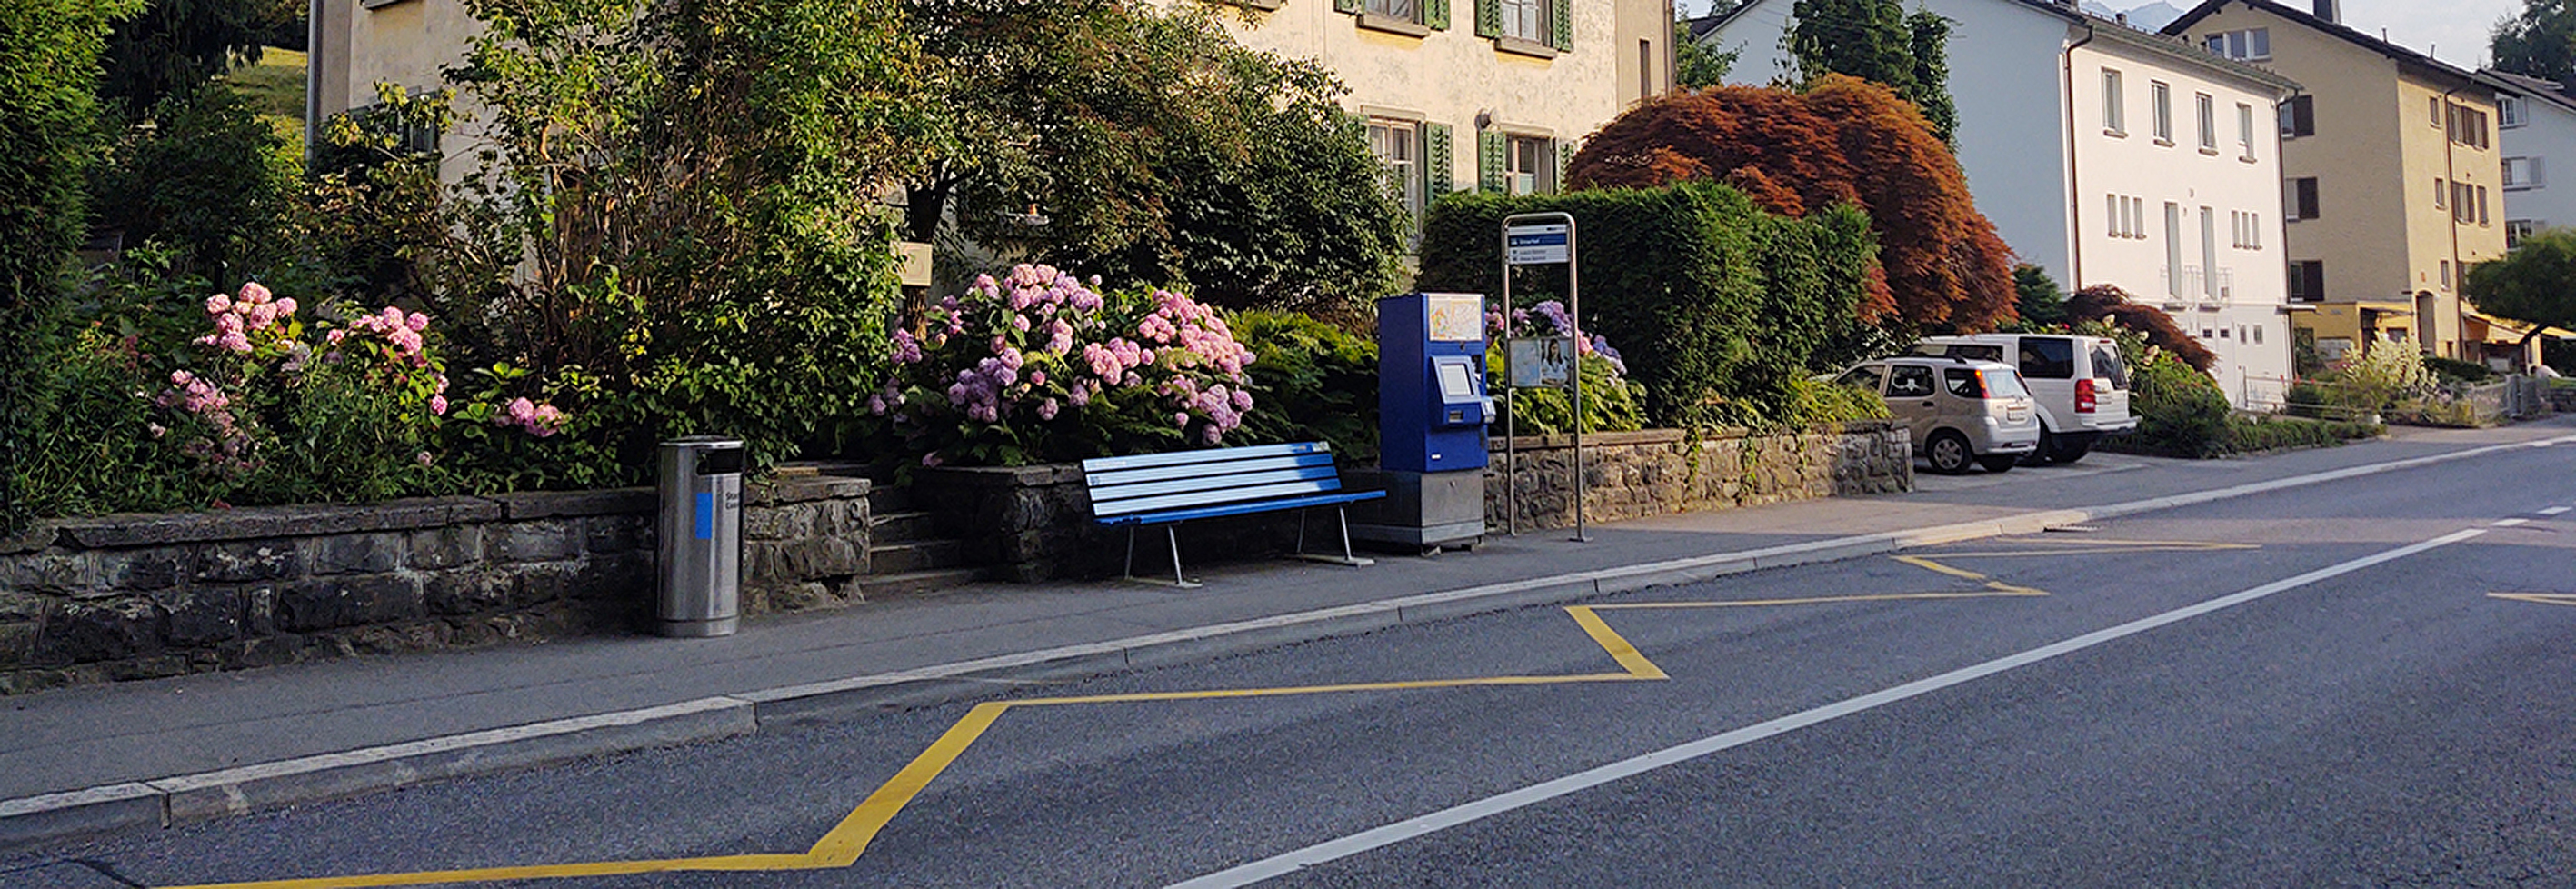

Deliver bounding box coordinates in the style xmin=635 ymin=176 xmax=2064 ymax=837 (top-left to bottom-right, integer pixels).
xmin=867 ymin=510 xmax=941 ymax=544
xmin=868 ymin=538 xmax=968 ymax=574
xmin=861 ymin=566 xmax=993 ymax=599
xmin=866 ymin=485 xmax=916 ymax=515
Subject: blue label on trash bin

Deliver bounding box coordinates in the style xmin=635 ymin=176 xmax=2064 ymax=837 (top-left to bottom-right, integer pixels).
xmin=695 ymin=492 xmax=714 ymax=540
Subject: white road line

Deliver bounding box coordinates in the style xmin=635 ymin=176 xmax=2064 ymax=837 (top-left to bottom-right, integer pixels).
xmin=2541 ymin=506 xmax=2571 ymax=516
xmin=2493 ymin=518 xmax=2531 ymax=527
xmin=1163 ymin=527 xmax=2491 ymax=889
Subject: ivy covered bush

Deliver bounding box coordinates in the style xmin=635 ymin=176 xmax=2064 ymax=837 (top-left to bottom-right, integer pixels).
xmin=1230 ymin=310 xmax=1380 ymax=461
xmin=864 ymin=265 xmax=1258 ymax=467
xmin=1418 ymin=181 xmax=1879 ymax=430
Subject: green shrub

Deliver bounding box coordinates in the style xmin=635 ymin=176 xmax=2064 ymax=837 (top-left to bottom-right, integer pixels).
xmin=2126 ymin=352 xmax=2232 ymax=457
xmin=1231 ymin=310 xmax=1380 ymax=460
xmin=2222 ymin=415 xmax=2381 ymax=454
xmin=2422 ymin=355 xmax=2494 ymax=384
xmin=90 ymin=84 xmax=298 ymax=278
xmin=1417 ymin=181 xmax=1877 ymax=430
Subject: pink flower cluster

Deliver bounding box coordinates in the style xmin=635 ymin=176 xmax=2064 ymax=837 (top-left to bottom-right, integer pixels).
xmin=343 ymin=306 xmax=432 ymax=367
xmin=195 ymin=282 xmax=297 ymax=354
xmin=1163 ymin=375 xmax=1255 ymax=444
xmin=494 ymin=397 xmax=569 ymax=437
xmin=154 ymin=370 xmax=254 ymax=474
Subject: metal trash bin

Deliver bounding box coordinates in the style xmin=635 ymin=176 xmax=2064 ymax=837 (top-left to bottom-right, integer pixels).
xmin=656 ymin=436 xmax=745 ymax=637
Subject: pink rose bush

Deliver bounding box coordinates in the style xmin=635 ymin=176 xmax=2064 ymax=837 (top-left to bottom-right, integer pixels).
xmin=871 ymin=265 xmax=1258 ymax=464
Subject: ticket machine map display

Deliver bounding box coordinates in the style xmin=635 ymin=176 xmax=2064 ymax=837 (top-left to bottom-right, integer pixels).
xmin=1379 ymin=292 xmax=1491 ymax=474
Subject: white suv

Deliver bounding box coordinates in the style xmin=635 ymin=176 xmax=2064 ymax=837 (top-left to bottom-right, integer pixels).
xmin=1911 ymin=334 xmax=2136 ymax=464
xmin=1834 ymin=356 xmax=2041 ymax=474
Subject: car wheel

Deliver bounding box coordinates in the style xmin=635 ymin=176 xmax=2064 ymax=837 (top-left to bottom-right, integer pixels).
xmin=2021 ymin=431 xmax=2058 ymax=466
xmin=2048 ymin=435 xmax=2092 ymax=464
xmin=1978 ymin=454 xmax=2020 ymax=474
xmin=1926 ymin=430 xmax=1973 ymax=474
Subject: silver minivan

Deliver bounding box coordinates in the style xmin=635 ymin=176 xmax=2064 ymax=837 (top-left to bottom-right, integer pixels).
xmin=1835 ymin=356 xmax=2042 ymax=474
xmin=1912 ymin=334 xmax=2136 ymax=464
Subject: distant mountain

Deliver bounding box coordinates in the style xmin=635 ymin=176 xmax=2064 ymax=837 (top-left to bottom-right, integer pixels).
xmin=2079 ymin=1 xmax=2186 ymax=32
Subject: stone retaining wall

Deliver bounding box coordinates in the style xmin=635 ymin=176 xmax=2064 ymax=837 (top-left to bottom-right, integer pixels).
xmin=0 ymin=474 xmax=871 ymax=694
xmin=1485 ymin=421 xmax=1912 ymax=532
xmin=917 ymin=422 xmax=1912 ymax=581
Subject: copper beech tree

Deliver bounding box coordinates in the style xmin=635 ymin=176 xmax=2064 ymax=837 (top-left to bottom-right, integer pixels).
xmin=2067 ymin=285 xmax=2219 ymax=373
xmin=1567 ymin=75 xmax=2017 ymax=332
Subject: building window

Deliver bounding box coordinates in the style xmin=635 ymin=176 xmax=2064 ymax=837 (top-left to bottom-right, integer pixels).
xmin=2200 ymin=206 xmax=2218 ymax=297
xmin=2164 ymin=201 xmax=2184 ymax=297
xmin=2281 ymin=95 xmax=2314 ymax=138
xmin=2508 ymin=219 xmax=2541 ymax=247
xmin=2504 ymin=156 xmax=2545 ymax=190
xmin=1506 ymin=134 xmax=1553 ymax=195
xmin=1367 ymin=0 xmax=1421 ymax=22
xmin=2152 ymin=82 xmax=2173 ymax=144
xmin=2479 ymin=185 xmax=2491 ymax=225
xmin=1499 ymin=0 xmax=1547 ymax=44
xmin=2195 ymin=93 xmax=2217 ymax=153
xmin=2105 ymin=194 xmax=2148 ymax=238
xmin=2432 ymin=95 xmax=2444 ymax=127
xmin=2204 ymin=27 xmax=2271 ymax=61
xmin=2102 ymin=69 xmax=2126 ymax=135
xmin=2435 ymin=177 xmax=2449 ymax=211
xmin=1639 ymin=39 xmax=1652 ymax=101
xmin=2501 ymin=95 xmax=2527 ymax=128
xmin=2441 ymin=259 xmax=2452 ymax=290
xmin=2237 ymin=103 xmax=2255 ymax=159
xmin=2287 ymin=260 xmax=2324 ymax=301
xmin=1368 ymin=119 xmax=1424 ymax=219
xmin=2447 ymin=103 xmax=2491 ymax=149
xmin=2286 ymin=176 xmax=2319 ymax=220
xmin=2230 ymin=210 xmax=2264 ymax=249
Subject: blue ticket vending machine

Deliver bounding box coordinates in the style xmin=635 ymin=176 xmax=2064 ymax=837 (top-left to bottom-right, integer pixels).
xmin=1354 ymin=293 xmax=1491 ymax=550
xmin=1378 ymin=293 xmax=1490 ymax=473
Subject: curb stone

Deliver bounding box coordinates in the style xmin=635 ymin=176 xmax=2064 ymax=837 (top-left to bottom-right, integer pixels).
xmin=5 ymin=430 xmax=2571 ymax=851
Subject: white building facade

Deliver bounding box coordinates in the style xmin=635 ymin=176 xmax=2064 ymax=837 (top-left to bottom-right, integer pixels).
xmin=1695 ymin=0 xmax=2300 ymax=405
xmin=2486 ymin=71 xmax=2576 ymax=249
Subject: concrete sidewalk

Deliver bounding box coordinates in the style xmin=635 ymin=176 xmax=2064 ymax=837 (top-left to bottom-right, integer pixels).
xmin=5 ymin=418 xmax=2571 ymax=848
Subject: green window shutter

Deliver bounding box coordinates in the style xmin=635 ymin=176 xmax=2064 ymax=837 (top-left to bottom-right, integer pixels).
xmin=1426 ymin=0 xmax=1450 ymax=30
xmin=1554 ymin=139 xmax=1573 ymax=193
xmin=1478 ymin=130 xmax=1506 ymax=194
xmin=1475 ymin=0 xmax=1500 ymax=38
xmin=1426 ymin=123 xmax=1454 ymax=196
xmin=1550 ymin=0 xmax=1572 ymax=51
xmin=1335 ymin=0 xmax=1361 ymax=14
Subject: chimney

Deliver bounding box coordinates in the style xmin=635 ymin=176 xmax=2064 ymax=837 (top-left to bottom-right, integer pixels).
xmin=2313 ymin=0 xmax=2339 ymax=23
xmin=2116 ymin=11 xmax=2129 ymax=25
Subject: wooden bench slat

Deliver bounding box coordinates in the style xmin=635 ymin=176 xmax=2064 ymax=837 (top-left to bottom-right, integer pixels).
xmin=1080 ymin=442 xmax=1331 ymax=474
xmin=1095 ymin=490 xmax=1385 ymax=527
xmin=1083 ymin=453 xmax=1336 ymax=488
xmin=1090 ymin=479 xmax=1351 ymax=517
xmin=1089 ymin=465 xmax=1341 ymax=504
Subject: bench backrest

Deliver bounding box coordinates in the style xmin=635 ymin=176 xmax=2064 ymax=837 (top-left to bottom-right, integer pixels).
xmin=1082 ymin=442 xmax=1346 ymax=518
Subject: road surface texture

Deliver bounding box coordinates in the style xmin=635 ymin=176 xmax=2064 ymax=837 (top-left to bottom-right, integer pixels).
xmin=5 ymin=436 xmax=2572 ymax=887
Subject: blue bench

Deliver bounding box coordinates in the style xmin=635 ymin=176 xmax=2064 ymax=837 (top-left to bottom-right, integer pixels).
xmin=1083 ymin=442 xmax=1386 ymax=587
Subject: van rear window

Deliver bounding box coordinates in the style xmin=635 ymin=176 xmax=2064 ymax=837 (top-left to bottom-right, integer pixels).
xmin=2090 ymin=345 xmax=2130 ymax=388
xmin=2020 ymin=337 xmax=2075 ymax=379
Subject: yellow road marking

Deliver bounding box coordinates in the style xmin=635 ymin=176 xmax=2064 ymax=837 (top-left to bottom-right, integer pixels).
xmin=162 ymin=569 xmax=2034 ymax=889
xmin=2487 ymin=592 xmax=2576 ymax=606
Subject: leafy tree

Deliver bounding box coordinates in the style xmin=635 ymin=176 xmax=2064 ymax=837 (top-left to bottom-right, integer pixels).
xmin=1567 ymin=77 xmax=2017 ymax=332
xmin=902 ymin=0 xmax=1403 ymax=314
xmin=1 ymin=0 xmax=137 ymax=534
xmin=2465 ymin=227 xmax=2576 ymax=359
xmin=2493 ymin=0 xmax=2576 ymax=85
xmin=442 ymin=0 xmax=943 ymax=468
xmin=1786 ymin=0 xmax=1956 ymax=145
xmin=90 ymin=84 xmax=297 ymax=277
xmin=98 ymin=0 xmax=302 ymax=115
xmin=2012 ymin=264 xmax=2067 ymax=326
xmin=1677 ymin=22 xmax=1739 ymax=89
xmin=2066 ymin=284 xmax=2217 ymax=372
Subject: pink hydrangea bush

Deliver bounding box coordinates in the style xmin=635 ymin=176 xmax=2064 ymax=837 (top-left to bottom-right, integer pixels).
xmin=872 ymin=265 xmax=1258 ymax=465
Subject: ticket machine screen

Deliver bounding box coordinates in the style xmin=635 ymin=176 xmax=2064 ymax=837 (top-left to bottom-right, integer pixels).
xmin=1436 ymin=360 xmax=1475 ymax=401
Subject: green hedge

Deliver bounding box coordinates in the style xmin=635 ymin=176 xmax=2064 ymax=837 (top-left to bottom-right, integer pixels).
xmin=1416 ymin=182 xmax=1877 ymax=429
xmin=2222 ymin=415 xmax=2382 ymax=454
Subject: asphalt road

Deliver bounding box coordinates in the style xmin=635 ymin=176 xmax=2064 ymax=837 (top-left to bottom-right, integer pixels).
xmin=6 ymin=438 xmax=2573 ymax=888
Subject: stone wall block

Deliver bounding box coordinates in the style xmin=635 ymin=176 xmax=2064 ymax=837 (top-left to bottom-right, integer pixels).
xmin=194 ymin=541 xmax=303 ymax=584
xmin=424 ymin=569 xmax=510 ymax=615
xmin=155 ymin=587 xmax=243 ymax=646
xmin=111 ymin=547 xmax=189 ymax=592
xmin=277 ymin=574 xmax=424 ymax=632
xmin=35 ymin=597 xmax=164 ymax=664
xmin=585 ymin=514 xmax=649 ymax=554
xmin=576 ymin=554 xmax=652 ymax=599
xmin=510 ymin=563 xmax=583 ymax=608
xmin=407 ymin=525 xmax=484 ymax=571
xmin=779 ymin=537 xmax=864 ymax=581
xmin=1 ymin=550 xmax=110 ymax=598
xmin=309 ymin=533 xmax=405 ymax=576
xmin=493 ymin=521 xmax=582 ymax=564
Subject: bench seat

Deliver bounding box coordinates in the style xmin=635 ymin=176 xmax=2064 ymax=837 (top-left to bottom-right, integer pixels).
xmin=1082 ymin=442 xmax=1384 ymax=586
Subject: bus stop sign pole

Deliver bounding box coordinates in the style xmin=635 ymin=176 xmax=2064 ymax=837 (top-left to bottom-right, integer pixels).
xmin=1502 ymin=211 xmax=1584 ymax=543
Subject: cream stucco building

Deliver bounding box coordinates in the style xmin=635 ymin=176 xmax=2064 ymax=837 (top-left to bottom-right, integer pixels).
xmin=2166 ymin=0 xmax=2511 ymax=367
xmin=308 ymin=0 xmax=1675 ymax=224
xmin=1696 ymin=0 xmax=2301 ymax=405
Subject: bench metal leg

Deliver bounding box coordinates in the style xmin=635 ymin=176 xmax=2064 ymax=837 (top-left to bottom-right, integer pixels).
xmin=1289 ymin=505 xmax=1374 ymax=568
xmin=1123 ymin=524 xmax=1201 ymax=589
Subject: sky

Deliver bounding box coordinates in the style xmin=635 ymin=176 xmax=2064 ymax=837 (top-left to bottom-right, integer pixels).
xmin=2336 ymin=0 xmax=2522 ymax=70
